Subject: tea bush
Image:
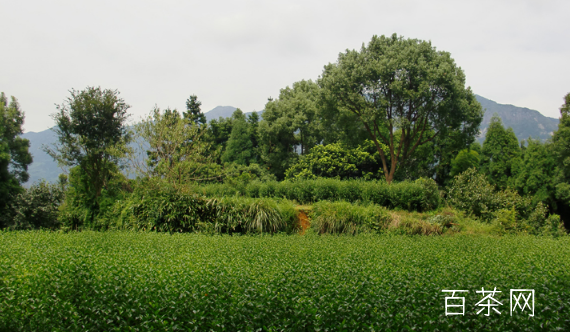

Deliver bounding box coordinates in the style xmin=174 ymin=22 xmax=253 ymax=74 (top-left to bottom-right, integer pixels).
xmin=1 ymin=232 xmax=569 ymax=331
xmin=199 ymin=177 xmax=440 ymax=211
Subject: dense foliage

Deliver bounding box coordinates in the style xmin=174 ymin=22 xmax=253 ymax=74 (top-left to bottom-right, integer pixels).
xmin=284 ymin=142 xmax=380 ymax=180
xmin=319 ymin=34 xmax=483 ymax=183
xmin=198 ymin=177 xmax=440 ymax=212
xmin=6 ymin=180 xmax=65 ymax=230
xmin=44 ymin=87 xmax=132 ymax=225
xmin=1 ymin=232 xmax=569 ymax=331
xmin=0 ymin=93 xmax=32 ymax=228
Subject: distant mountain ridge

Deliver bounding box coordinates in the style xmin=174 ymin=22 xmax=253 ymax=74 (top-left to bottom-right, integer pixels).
xmin=475 ymin=95 xmax=559 ymax=143
xmin=204 ymin=106 xmax=262 ymax=122
xmin=21 ymin=98 xmax=559 ymax=184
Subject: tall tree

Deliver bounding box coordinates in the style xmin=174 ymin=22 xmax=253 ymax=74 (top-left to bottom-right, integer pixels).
xmin=319 ymin=34 xmax=482 ymax=183
xmin=259 ymin=80 xmax=323 ymax=178
xmin=222 ymin=109 xmax=255 ymax=165
xmin=513 ymin=138 xmax=557 ymax=208
xmin=480 ymin=115 xmax=520 ymax=189
xmin=184 ymin=94 xmax=206 ymax=126
xmin=247 ymin=111 xmax=261 ymax=163
xmin=0 ymin=93 xmax=33 ymax=227
xmin=45 ymin=87 xmax=131 ymax=212
xmin=450 ymin=146 xmax=480 ymax=178
xmin=258 ymin=98 xmax=298 ymax=179
xmin=552 ymin=93 xmax=570 ymax=226
xmin=133 ymin=107 xmax=218 ymax=187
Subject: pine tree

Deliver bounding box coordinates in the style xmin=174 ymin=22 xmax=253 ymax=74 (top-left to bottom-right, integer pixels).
xmin=184 ymin=95 xmax=206 ymax=126
xmin=0 ymin=93 xmax=33 ymax=227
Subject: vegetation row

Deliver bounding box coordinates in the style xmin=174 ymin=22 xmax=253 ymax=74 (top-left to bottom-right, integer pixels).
xmin=197 ymin=177 xmax=440 ymax=212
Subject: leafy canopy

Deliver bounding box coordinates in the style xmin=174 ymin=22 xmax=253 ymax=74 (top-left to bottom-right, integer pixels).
xmin=319 ymin=34 xmax=482 ymax=183
xmin=0 ymin=93 xmax=32 ymax=227
xmin=45 ymin=87 xmax=131 ymax=208
xmin=285 ymin=142 xmax=377 ymax=180
xmin=480 ymin=114 xmax=520 ymax=189
xmin=132 ymin=107 xmax=219 ymax=187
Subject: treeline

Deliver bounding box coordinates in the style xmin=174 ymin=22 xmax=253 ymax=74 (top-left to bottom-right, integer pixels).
xmin=1 ymin=34 xmax=569 ymax=234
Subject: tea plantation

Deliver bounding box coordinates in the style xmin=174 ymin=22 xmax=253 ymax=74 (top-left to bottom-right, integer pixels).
xmin=1 ymin=232 xmax=569 ymax=331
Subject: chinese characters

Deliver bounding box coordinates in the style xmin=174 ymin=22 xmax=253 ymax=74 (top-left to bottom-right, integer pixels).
xmin=442 ymin=288 xmax=535 ymax=317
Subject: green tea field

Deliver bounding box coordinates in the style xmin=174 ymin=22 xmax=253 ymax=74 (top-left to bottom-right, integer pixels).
xmin=1 ymin=232 xmax=569 ymax=331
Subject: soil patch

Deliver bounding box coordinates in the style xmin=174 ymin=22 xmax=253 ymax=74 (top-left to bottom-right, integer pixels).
xmin=297 ymin=210 xmax=311 ymax=235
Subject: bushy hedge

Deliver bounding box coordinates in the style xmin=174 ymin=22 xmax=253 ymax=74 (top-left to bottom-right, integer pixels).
xmin=198 ymin=177 xmax=440 ymax=211
xmin=100 ymin=185 xmax=296 ymax=234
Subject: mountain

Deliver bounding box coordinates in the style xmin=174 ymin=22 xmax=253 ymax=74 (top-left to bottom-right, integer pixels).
xmin=21 ymin=129 xmax=62 ymax=186
xmin=475 ymin=95 xmax=559 ymax=143
xmin=204 ymin=106 xmax=263 ymax=122
xmin=19 ymin=98 xmax=560 ymax=184
xmin=204 ymin=106 xmax=238 ymax=122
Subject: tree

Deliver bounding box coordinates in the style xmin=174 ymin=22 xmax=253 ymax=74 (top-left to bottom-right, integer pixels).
xmin=319 ymin=34 xmax=483 ymax=183
xmin=133 ymin=107 xmax=219 ymax=187
xmin=284 ymin=142 xmax=376 ymax=180
xmin=204 ymin=115 xmax=236 ymax=164
xmin=480 ymin=115 xmax=520 ymax=189
xmin=247 ymin=111 xmax=261 ymax=163
xmin=184 ymin=94 xmax=206 ymax=126
xmin=450 ymin=144 xmax=481 ymax=178
xmin=0 ymin=93 xmax=33 ymax=227
xmin=222 ymin=109 xmax=255 ymax=165
xmin=513 ymin=138 xmax=557 ymax=208
xmin=259 ymin=80 xmax=323 ymax=178
xmin=45 ymin=87 xmax=131 ymax=213
xmin=552 ymin=93 xmax=570 ymax=227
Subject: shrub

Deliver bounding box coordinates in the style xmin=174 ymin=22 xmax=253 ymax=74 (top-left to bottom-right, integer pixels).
xmin=311 ymin=201 xmax=391 ymax=234
xmin=448 ymin=168 xmax=533 ymax=220
xmin=4 ymin=233 xmax=570 ymax=331
xmin=7 ymin=181 xmax=65 ymax=230
xmin=102 ymin=181 xmax=296 ymax=234
xmin=447 ymin=168 xmax=500 ymax=220
xmin=206 ymin=197 xmax=296 ymax=233
xmin=197 ymin=178 xmax=441 ymax=212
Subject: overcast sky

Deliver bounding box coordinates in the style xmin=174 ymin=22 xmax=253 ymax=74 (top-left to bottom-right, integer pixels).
xmin=2 ymin=0 xmax=569 ymax=133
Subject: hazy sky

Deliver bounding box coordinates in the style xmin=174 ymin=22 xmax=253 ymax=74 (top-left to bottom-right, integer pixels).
xmin=2 ymin=0 xmax=569 ymax=133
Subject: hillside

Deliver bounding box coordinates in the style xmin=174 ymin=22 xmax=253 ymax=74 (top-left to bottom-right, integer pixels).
xmin=475 ymin=95 xmax=559 ymax=143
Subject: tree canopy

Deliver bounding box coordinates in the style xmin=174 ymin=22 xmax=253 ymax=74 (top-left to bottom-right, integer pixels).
xmin=45 ymin=87 xmax=131 ymax=209
xmin=319 ymin=34 xmax=482 ymax=183
xmin=222 ymin=109 xmax=255 ymax=166
xmin=184 ymin=94 xmax=206 ymax=126
xmin=133 ymin=107 xmax=218 ymax=187
xmin=0 ymin=93 xmax=32 ymax=227
xmin=553 ymin=93 xmax=570 ymax=209
xmin=480 ymin=115 xmax=520 ymax=189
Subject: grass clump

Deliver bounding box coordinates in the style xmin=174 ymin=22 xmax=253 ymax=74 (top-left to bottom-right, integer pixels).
xmin=311 ymin=201 xmax=391 ymax=234
xmin=99 ymin=184 xmax=296 ymax=234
